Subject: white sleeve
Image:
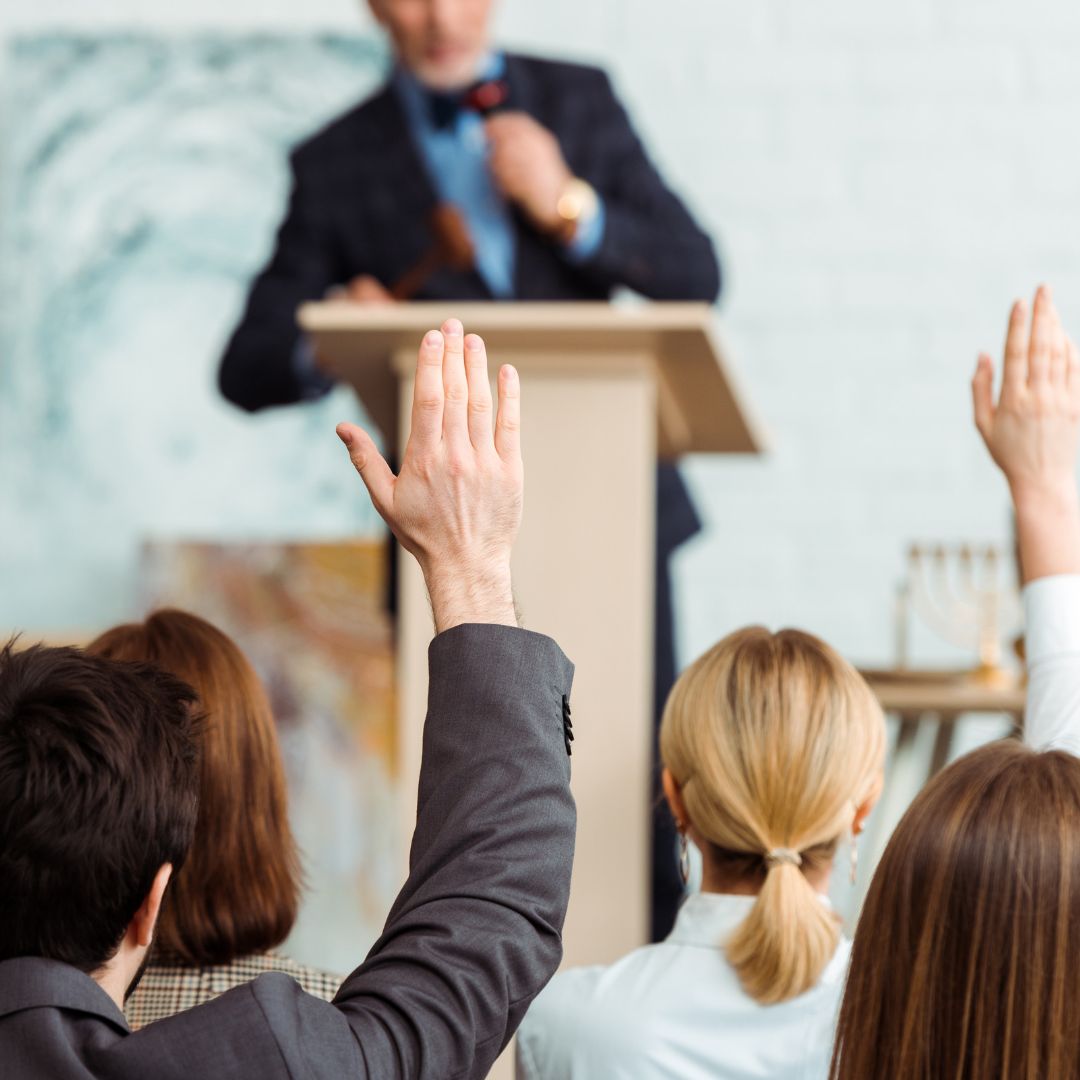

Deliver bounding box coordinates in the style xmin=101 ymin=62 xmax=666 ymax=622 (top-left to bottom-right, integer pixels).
xmin=1023 ymin=574 xmax=1080 ymax=755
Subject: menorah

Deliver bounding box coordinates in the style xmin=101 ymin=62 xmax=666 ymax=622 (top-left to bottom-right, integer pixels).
xmin=895 ymin=543 xmax=1019 ymax=684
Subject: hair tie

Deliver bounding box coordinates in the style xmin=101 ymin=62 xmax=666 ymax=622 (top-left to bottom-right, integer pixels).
xmin=764 ymin=847 xmax=803 ymax=870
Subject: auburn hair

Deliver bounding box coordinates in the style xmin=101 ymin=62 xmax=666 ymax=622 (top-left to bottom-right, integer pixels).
xmin=831 ymin=740 xmax=1080 ymax=1080
xmin=88 ymin=609 xmax=301 ymax=966
xmin=660 ymin=627 xmax=885 ymax=1004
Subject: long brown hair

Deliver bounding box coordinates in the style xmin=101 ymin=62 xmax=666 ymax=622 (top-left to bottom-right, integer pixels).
xmin=660 ymin=627 xmax=885 ymax=1004
xmin=831 ymin=740 xmax=1080 ymax=1079
xmin=88 ymin=609 xmax=301 ymax=966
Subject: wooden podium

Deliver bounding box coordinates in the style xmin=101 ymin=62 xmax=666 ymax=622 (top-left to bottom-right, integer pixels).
xmin=298 ymin=301 xmax=763 ymax=1001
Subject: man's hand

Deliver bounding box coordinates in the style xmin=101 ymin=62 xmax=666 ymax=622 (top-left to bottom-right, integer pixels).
xmin=973 ymin=284 xmax=1080 ymax=582
xmin=327 ymin=275 xmax=395 ymax=304
xmin=485 ymin=112 xmax=573 ymax=235
xmin=337 ymin=318 xmax=522 ymax=631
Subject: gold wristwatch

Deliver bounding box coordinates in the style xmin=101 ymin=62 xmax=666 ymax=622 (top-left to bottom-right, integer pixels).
xmin=554 ymin=178 xmax=599 ymax=244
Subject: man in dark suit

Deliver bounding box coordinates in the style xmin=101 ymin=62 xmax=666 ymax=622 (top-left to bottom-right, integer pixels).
xmin=219 ymin=0 xmax=718 ymax=940
xmin=0 ymin=322 xmax=576 ymax=1079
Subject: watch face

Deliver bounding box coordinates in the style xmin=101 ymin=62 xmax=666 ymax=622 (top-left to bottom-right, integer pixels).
xmin=556 ymin=191 xmax=583 ymax=221
xmin=557 ymin=180 xmax=596 ymax=223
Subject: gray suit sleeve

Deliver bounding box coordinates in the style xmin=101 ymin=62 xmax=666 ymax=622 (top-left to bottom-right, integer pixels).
xmin=83 ymin=625 xmax=574 ymax=1080
xmin=327 ymin=624 xmax=576 ymax=1079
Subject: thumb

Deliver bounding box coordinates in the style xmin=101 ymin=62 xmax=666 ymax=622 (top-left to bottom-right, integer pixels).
xmin=972 ymin=354 xmax=995 ymax=440
xmin=337 ymin=423 xmax=395 ymax=517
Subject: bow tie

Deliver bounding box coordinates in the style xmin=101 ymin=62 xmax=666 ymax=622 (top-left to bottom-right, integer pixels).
xmin=425 ymin=78 xmax=511 ymax=130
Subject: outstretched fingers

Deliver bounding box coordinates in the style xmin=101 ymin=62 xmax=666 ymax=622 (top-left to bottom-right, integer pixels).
xmin=1028 ymin=284 xmax=1054 ymax=391
xmin=494 ymin=364 xmax=521 ymax=463
xmin=1050 ymin=302 xmax=1068 ymax=389
xmin=1068 ymin=336 xmax=1080 ymax=394
xmin=412 ymin=329 xmax=446 ymax=448
xmin=441 ymin=318 xmax=469 ymax=449
xmin=1065 ymin=336 xmax=1080 ymax=422
xmin=1001 ymin=297 xmax=1029 ymax=398
xmin=337 ymin=422 xmax=396 ymax=518
xmin=972 ymin=353 xmax=995 ymax=438
xmin=464 ymin=333 xmax=494 ymax=449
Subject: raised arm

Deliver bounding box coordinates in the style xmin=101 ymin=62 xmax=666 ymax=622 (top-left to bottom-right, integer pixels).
xmin=331 ymin=320 xmax=574 ymax=1077
xmin=972 ymin=285 xmax=1080 ymax=753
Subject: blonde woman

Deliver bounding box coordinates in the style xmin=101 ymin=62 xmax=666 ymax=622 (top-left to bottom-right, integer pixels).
xmin=517 ymin=629 xmax=885 ymax=1079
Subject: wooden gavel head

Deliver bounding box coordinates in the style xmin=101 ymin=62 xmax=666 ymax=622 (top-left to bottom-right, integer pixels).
xmin=429 ymin=205 xmax=475 ymax=271
xmin=390 ymin=204 xmax=477 ymax=300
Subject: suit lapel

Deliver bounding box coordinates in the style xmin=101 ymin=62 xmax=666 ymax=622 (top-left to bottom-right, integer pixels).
xmin=360 ymin=84 xmax=440 ymax=269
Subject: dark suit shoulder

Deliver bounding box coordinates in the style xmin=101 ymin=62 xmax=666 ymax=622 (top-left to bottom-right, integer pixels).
xmin=508 ymin=52 xmax=613 ymax=95
xmin=289 ymin=83 xmax=398 ymax=170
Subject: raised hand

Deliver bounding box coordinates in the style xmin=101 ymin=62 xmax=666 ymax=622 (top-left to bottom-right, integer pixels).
xmin=972 ymin=285 xmax=1080 ymax=581
xmin=337 ymin=318 xmax=522 ymax=631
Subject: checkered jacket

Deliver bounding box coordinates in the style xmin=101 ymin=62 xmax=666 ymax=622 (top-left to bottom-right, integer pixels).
xmin=125 ymin=952 xmax=342 ymax=1030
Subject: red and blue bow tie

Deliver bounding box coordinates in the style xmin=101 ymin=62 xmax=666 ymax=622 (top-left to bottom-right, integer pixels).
xmin=425 ymin=78 xmax=511 ymax=130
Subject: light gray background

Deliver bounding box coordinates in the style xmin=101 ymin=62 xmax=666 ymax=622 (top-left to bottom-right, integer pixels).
xmin=4 ymin=1 xmax=1075 ymax=672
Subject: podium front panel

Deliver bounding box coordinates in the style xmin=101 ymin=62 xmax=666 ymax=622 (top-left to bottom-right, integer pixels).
xmin=396 ymin=347 xmax=657 ymax=978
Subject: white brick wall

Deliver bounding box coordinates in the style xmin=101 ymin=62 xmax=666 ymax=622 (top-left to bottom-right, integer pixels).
xmin=4 ymin=0 xmax=1080 ymax=671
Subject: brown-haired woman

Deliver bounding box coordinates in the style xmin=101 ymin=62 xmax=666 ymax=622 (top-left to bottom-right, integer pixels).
xmin=517 ymin=625 xmax=886 ymax=1078
xmin=87 ymin=608 xmax=341 ymax=1027
xmin=831 ymin=286 xmax=1080 ymax=1079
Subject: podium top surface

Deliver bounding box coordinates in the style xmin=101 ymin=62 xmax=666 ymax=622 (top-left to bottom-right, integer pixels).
xmin=298 ymin=301 xmax=765 ymax=456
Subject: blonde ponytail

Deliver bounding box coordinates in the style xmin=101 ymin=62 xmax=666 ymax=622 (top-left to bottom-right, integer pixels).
xmin=726 ymin=860 xmax=840 ymax=1004
xmin=660 ymin=627 xmax=885 ymax=1004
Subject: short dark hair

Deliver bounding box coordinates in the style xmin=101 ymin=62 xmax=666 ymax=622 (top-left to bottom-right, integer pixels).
xmin=0 ymin=640 xmax=201 ymax=972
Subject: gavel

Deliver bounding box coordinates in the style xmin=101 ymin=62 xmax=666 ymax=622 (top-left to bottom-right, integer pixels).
xmin=390 ymin=204 xmax=477 ymax=301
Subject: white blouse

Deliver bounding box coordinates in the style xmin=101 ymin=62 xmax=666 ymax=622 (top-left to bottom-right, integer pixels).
xmin=516 ymin=892 xmax=850 ymax=1080
xmin=517 ymin=575 xmax=1080 ymax=1080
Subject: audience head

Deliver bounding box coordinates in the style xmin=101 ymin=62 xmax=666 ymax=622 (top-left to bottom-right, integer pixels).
xmin=367 ymin=0 xmax=495 ymax=90
xmin=0 ymin=641 xmax=199 ymax=974
xmin=831 ymin=740 xmax=1080 ymax=1079
xmin=660 ymin=627 xmax=885 ymax=1004
xmin=88 ymin=609 xmax=302 ymax=966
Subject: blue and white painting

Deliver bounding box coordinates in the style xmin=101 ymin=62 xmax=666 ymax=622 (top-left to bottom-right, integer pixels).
xmin=0 ymin=34 xmax=390 ymax=632
xmin=0 ymin=32 xmax=406 ymax=973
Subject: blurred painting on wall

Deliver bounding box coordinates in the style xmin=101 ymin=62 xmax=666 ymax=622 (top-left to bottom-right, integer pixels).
xmin=140 ymin=540 xmax=398 ymax=973
xmin=0 ymin=34 xmax=387 ymax=631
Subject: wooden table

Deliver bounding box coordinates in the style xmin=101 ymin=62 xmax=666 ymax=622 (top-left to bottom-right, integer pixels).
xmin=861 ymin=667 xmax=1026 ymax=776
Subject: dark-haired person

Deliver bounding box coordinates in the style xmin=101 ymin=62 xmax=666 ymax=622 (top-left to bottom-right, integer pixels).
xmin=218 ymin=0 xmax=719 ymax=940
xmin=0 ymin=319 xmax=576 ymax=1079
xmin=831 ymin=286 xmax=1080 ymax=1080
xmin=86 ymin=609 xmax=341 ymax=1027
